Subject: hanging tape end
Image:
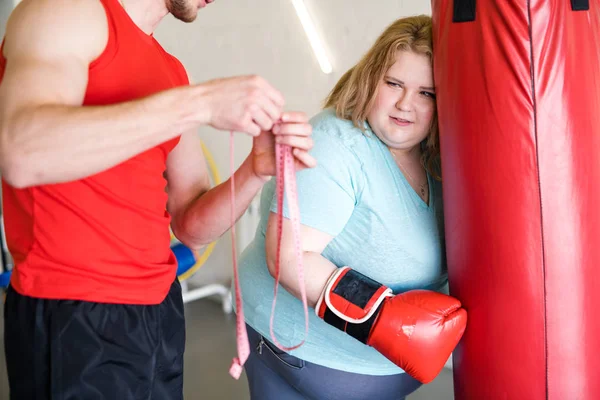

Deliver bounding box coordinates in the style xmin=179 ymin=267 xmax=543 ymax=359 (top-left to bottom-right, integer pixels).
xmin=229 ymin=359 xmax=243 ymax=380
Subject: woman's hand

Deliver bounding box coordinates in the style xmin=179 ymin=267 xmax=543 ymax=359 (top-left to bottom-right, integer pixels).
xmin=250 ymin=111 xmax=317 ymax=180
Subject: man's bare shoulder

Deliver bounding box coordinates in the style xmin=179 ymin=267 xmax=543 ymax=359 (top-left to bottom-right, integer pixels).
xmin=4 ymin=0 xmax=109 ymax=63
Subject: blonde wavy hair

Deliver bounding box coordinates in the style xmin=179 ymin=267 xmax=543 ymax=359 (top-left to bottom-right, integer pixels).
xmin=324 ymin=15 xmax=440 ymax=180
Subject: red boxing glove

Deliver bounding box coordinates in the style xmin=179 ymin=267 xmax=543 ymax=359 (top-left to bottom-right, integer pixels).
xmin=315 ymin=266 xmax=467 ymax=383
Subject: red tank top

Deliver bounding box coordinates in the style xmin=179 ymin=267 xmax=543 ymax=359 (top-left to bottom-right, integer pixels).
xmin=0 ymin=0 xmax=188 ymax=304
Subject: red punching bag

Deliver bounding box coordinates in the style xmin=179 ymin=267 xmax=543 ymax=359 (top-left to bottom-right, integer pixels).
xmin=431 ymin=1 xmax=600 ymax=399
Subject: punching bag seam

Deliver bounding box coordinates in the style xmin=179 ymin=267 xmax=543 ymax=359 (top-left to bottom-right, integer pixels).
xmin=526 ymin=1 xmax=549 ymax=399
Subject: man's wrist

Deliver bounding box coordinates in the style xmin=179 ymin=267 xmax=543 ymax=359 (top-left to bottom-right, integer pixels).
xmin=177 ymin=84 xmax=212 ymax=127
xmin=240 ymin=155 xmax=269 ymax=187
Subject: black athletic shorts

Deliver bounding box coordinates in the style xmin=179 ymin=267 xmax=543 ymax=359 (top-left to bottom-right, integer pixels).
xmin=3 ymin=279 xmax=185 ymax=400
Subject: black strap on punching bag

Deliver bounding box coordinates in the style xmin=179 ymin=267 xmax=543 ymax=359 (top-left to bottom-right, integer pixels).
xmin=571 ymin=0 xmax=589 ymax=10
xmin=453 ymin=0 xmax=588 ymax=23
xmin=453 ymin=0 xmax=475 ymax=23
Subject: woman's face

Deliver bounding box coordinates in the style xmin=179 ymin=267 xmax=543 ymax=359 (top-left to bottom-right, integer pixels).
xmin=367 ymin=50 xmax=436 ymax=152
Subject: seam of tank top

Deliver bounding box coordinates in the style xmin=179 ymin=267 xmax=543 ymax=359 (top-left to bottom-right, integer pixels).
xmin=0 ymin=40 xmax=5 ymax=71
xmin=89 ymin=0 xmax=121 ymax=71
xmin=153 ymin=47 xmax=182 ymax=86
xmin=89 ymin=0 xmax=119 ymax=70
xmin=15 ymin=186 xmax=40 ymax=280
xmin=108 ymin=0 xmax=155 ymax=44
xmin=152 ymin=42 xmax=190 ymax=90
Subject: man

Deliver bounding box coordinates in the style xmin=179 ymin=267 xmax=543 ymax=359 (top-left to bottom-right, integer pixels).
xmin=0 ymin=0 xmax=315 ymax=398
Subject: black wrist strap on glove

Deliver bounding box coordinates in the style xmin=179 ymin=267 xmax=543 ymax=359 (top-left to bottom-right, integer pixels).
xmin=315 ymin=267 xmax=393 ymax=344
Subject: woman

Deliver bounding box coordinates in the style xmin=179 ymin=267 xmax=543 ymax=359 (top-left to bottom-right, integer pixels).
xmin=236 ymin=15 xmax=463 ymax=400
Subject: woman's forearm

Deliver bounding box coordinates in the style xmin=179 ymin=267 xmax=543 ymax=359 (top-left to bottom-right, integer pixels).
xmin=269 ymin=250 xmax=337 ymax=308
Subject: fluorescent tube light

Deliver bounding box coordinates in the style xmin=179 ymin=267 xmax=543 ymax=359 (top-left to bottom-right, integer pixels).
xmin=291 ymin=0 xmax=332 ymax=74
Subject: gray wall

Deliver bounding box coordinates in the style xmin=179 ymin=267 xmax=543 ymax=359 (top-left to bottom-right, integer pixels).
xmin=0 ymin=0 xmax=12 ymax=40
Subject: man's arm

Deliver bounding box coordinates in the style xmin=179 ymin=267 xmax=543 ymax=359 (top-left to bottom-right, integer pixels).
xmin=0 ymin=0 xmax=194 ymax=187
xmin=0 ymin=0 xmax=284 ymax=188
xmin=166 ymin=117 xmax=316 ymax=249
xmin=165 ymin=131 xmax=265 ymax=250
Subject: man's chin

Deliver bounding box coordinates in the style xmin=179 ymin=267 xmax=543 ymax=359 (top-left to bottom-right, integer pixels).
xmin=170 ymin=7 xmax=198 ymax=23
xmin=173 ymin=12 xmax=197 ymax=22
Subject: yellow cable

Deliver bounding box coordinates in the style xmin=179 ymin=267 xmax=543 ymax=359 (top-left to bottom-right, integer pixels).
xmin=200 ymin=139 xmax=222 ymax=185
xmin=173 ymin=139 xmax=222 ymax=281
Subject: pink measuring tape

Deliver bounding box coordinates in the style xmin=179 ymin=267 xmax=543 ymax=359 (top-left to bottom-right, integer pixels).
xmin=228 ymin=129 xmax=310 ymax=379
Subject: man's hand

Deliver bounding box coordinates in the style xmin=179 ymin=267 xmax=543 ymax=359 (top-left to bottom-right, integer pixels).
xmin=250 ymin=111 xmax=317 ymax=180
xmin=199 ymin=75 xmax=286 ymax=137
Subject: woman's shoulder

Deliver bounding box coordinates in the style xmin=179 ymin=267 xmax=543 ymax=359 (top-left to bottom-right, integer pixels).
xmin=309 ymin=108 xmax=369 ymax=151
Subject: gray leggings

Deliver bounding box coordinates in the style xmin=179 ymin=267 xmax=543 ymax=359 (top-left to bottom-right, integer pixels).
xmin=244 ymin=324 xmax=422 ymax=400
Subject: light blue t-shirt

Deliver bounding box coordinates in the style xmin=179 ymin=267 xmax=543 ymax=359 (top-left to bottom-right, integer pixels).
xmin=236 ymin=108 xmax=447 ymax=376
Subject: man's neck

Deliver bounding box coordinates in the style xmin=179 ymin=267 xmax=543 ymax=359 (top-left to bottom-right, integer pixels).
xmin=120 ymin=0 xmax=169 ymax=35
